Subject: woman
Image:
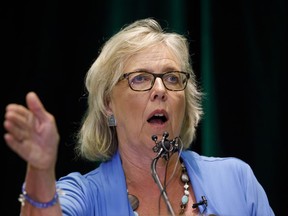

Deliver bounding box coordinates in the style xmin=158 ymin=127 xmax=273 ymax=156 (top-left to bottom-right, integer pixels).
xmin=3 ymin=18 xmax=274 ymax=216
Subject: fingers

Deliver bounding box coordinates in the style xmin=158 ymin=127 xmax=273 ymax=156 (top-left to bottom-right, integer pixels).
xmin=26 ymin=92 xmax=48 ymax=122
xmin=3 ymin=132 xmax=23 ymax=152
xmin=4 ymin=103 xmax=32 ymax=142
xmin=3 ymin=91 xmax=47 ymax=144
xmin=3 ymin=104 xmax=31 ymax=156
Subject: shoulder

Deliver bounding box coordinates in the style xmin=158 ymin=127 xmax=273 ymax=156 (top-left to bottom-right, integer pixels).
xmin=57 ymin=151 xmax=123 ymax=188
xmin=183 ymin=150 xmax=249 ymax=166
xmin=56 ymin=151 xmax=125 ymax=196
xmin=181 ymin=150 xmax=254 ymax=179
xmin=56 ymin=165 xmax=103 ymax=198
xmin=55 ymin=152 xmax=130 ymax=215
xmin=181 ymin=151 xmax=275 ymax=215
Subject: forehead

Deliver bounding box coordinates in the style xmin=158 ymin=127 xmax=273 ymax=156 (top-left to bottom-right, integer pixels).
xmin=123 ymin=45 xmax=180 ymax=72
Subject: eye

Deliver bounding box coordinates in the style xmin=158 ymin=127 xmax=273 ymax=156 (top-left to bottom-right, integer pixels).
xmin=130 ymin=73 xmax=152 ymax=84
xmin=164 ymin=73 xmax=180 ymax=84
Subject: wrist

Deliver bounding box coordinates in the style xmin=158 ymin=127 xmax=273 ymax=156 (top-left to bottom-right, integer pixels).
xmin=19 ymin=182 xmax=65 ymax=208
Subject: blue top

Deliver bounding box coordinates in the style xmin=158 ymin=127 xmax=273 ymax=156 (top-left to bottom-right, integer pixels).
xmin=57 ymin=150 xmax=275 ymax=216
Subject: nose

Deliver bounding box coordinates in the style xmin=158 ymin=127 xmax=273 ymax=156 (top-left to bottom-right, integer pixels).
xmin=150 ymin=77 xmax=167 ymax=101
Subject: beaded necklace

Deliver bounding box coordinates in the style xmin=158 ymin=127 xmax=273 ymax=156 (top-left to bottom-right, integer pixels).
xmin=128 ymin=159 xmax=191 ymax=215
xmin=179 ymin=159 xmax=190 ymax=214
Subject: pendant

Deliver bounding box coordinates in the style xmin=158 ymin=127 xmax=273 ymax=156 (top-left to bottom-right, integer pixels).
xmin=128 ymin=193 xmax=140 ymax=211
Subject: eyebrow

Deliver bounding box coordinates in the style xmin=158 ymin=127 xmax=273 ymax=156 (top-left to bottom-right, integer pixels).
xmin=129 ymin=67 xmax=180 ymax=73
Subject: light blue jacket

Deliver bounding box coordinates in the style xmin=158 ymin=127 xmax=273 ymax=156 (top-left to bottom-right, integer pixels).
xmin=57 ymin=150 xmax=274 ymax=216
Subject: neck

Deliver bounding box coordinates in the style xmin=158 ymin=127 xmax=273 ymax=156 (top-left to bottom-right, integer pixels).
xmin=122 ymin=152 xmax=199 ymax=216
xmin=120 ymin=150 xmax=181 ymax=185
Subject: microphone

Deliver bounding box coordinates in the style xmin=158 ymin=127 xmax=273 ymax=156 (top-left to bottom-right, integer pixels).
xmin=192 ymin=196 xmax=208 ymax=208
xmin=151 ymin=132 xmax=179 ymax=160
xmin=150 ymin=132 xmax=181 ymax=216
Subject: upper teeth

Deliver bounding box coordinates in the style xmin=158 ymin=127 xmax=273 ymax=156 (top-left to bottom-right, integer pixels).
xmin=154 ymin=114 xmax=164 ymax=116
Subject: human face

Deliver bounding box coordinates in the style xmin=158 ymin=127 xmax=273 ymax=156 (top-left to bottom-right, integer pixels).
xmin=108 ymin=45 xmax=186 ymax=153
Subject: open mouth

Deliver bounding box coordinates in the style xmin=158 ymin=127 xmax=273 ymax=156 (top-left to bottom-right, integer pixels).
xmin=147 ymin=113 xmax=168 ymax=125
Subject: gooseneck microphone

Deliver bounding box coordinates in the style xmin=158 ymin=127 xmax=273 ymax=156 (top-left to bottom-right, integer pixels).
xmin=150 ymin=132 xmax=208 ymax=215
xmin=151 ymin=132 xmax=180 ymax=216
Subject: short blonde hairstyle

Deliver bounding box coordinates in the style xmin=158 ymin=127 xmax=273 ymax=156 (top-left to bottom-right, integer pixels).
xmin=76 ymin=18 xmax=203 ymax=161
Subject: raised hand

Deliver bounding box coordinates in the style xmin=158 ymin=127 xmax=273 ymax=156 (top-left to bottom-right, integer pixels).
xmin=3 ymin=91 xmax=60 ymax=171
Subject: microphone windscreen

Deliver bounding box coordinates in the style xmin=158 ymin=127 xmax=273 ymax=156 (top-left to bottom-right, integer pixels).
xmin=164 ymin=140 xmax=171 ymax=150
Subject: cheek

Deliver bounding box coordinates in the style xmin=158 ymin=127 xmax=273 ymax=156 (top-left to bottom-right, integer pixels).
xmin=113 ymin=93 xmax=147 ymax=125
xmin=172 ymin=95 xmax=186 ymax=124
xmin=126 ymin=95 xmax=147 ymax=115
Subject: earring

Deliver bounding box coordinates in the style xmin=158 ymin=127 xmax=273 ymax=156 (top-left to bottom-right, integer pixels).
xmin=108 ymin=114 xmax=116 ymax=127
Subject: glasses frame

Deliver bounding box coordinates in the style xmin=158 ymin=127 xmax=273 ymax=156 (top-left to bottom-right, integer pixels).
xmin=119 ymin=71 xmax=190 ymax=92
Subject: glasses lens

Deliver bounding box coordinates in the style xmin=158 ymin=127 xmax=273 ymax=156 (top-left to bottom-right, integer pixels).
xmin=128 ymin=72 xmax=153 ymax=91
xmin=163 ymin=72 xmax=188 ymax=91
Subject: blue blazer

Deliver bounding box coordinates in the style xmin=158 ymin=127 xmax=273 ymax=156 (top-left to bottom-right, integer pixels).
xmin=57 ymin=150 xmax=275 ymax=216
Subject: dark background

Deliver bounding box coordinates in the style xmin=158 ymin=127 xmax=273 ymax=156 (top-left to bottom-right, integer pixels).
xmin=1 ymin=0 xmax=287 ymax=215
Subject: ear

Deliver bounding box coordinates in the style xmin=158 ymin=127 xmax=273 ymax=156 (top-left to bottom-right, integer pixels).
xmin=105 ymin=98 xmax=114 ymax=116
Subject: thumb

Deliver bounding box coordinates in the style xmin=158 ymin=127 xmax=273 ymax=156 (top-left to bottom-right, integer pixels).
xmin=26 ymin=91 xmax=48 ymax=121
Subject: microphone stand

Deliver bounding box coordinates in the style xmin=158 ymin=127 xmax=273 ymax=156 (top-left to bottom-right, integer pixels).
xmin=151 ymin=155 xmax=175 ymax=216
xmin=150 ymin=132 xmax=179 ymax=216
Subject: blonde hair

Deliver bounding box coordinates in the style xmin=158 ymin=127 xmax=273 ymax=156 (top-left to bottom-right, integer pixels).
xmin=76 ymin=18 xmax=203 ymax=161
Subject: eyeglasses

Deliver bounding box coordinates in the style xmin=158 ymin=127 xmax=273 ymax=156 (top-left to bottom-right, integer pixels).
xmin=119 ymin=71 xmax=190 ymax=91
